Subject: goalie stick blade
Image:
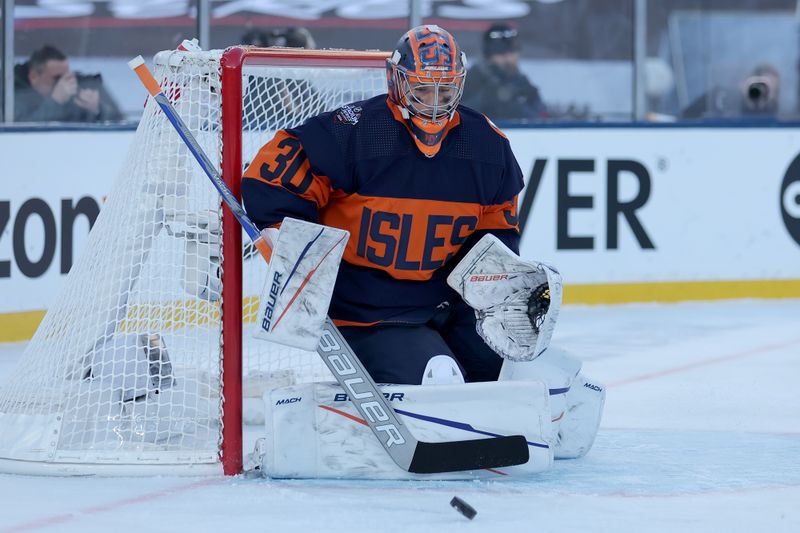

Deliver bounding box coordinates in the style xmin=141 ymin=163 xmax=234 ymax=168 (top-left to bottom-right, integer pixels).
xmin=407 ymin=435 xmax=530 ymax=474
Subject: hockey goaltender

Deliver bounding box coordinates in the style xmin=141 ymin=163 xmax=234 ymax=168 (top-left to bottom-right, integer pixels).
xmin=238 ymin=25 xmax=605 ymax=480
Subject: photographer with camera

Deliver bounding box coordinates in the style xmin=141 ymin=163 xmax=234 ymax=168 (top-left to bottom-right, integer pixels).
xmin=741 ymin=64 xmax=779 ymax=116
xmin=681 ymin=63 xmax=781 ymax=120
xmin=14 ymin=45 xmax=122 ymax=123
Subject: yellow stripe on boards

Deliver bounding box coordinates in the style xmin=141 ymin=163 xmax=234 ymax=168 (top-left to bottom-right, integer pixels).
xmin=0 ymin=296 xmax=262 ymax=343
xmin=0 ymin=310 xmax=46 ymax=342
xmin=564 ymin=279 xmax=800 ymax=304
xmin=1 ymin=280 xmax=799 ymax=342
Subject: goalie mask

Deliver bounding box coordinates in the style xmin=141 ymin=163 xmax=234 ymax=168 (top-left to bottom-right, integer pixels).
xmin=386 ymin=25 xmax=467 ymax=158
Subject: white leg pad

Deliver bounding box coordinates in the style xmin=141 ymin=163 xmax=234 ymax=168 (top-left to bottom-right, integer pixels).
xmin=499 ymin=346 xmax=604 ymax=459
xmin=554 ymin=374 xmax=605 ymax=459
xmin=261 ymin=380 xmax=553 ymax=479
xmin=499 ymin=346 xmax=581 ymax=435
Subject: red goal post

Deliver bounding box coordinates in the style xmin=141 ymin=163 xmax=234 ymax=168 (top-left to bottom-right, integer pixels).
xmin=218 ymin=47 xmax=390 ymax=474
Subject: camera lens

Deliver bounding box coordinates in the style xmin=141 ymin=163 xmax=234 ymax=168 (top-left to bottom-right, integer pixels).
xmin=748 ymin=82 xmax=767 ymax=101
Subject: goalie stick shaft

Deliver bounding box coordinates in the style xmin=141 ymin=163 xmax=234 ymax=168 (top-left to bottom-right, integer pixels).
xmin=129 ymin=58 xmax=265 ymax=248
xmin=128 ymin=56 xmax=529 ymax=474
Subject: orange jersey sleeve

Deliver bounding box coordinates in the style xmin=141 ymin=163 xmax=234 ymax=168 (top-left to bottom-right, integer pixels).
xmin=243 ymin=130 xmax=334 ymax=209
xmin=477 ymin=195 xmax=520 ymax=232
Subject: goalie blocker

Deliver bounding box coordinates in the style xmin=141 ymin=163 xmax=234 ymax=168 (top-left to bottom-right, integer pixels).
xmin=253 ymin=218 xmax=348 ymax=351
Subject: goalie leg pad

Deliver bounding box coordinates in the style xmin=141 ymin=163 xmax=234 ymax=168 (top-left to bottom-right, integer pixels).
xmin=180 ymin=211 xmax=222 ymax=301
xmin=553 ymin=373 xmax=605 ymax=459
xmin=262 ymin=381 xmax=553 ymax=479
xmin=499 ymin=346 xmax=604 ymax=459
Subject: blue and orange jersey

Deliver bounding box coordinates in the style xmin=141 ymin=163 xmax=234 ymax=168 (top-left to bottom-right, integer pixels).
xmin=242 ymin=95 xmax=523 ymax=326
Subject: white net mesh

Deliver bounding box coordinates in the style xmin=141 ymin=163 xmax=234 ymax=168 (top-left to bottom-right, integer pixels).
xmin=0 ymin=48 xmax=387 ymax=475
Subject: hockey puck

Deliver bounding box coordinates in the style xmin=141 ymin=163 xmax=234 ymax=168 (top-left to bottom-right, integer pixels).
xmin=450 ymin=496 xmax=477 ymax=520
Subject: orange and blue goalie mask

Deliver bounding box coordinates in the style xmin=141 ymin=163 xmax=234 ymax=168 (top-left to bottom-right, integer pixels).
xmin=387 ymin=25 xmax=467 ymax=157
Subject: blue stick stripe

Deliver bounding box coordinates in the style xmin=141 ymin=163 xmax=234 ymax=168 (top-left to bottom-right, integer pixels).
xmin=394 ymin=408 xmax=549 ymax=449
xmin=549 ymin=387 xmax=570 ymax=395
xmin=154 ymin=94 xmax=260 ymax=241
xmin=281 ymin=228 xmax=325 ymax=295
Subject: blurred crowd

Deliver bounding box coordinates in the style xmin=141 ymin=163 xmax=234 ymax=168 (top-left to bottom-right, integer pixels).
xmin=8 ymin=5 xmax=798 ymax=125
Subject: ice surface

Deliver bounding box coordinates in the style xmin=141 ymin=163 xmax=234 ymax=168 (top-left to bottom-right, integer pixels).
xmin=1 ymin=300 xmax=799 ymax=532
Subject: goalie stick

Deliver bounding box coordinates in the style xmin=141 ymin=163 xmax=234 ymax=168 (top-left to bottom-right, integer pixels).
xmin=128 ymin=56 xmax=529 ymax=474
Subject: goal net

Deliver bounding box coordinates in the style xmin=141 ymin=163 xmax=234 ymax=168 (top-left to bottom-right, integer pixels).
xmin=0 ymin=47 xmax=388 ymax=476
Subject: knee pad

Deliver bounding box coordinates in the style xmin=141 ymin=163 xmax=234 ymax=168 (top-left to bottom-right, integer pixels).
xmin=421 ymin=355 xmax=465 ymax=385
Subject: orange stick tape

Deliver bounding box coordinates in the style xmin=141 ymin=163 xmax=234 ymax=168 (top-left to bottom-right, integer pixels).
xmin=253 ymin=237 xmax=273 ymax=262
xmin=127 ymin=56 xmax=162 ymax=97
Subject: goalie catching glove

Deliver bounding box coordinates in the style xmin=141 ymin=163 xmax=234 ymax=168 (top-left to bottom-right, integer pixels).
xmin=447 ymin=234 xmax=562 ymax=361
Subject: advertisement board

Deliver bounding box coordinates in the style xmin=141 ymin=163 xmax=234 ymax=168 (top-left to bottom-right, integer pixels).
xmin=510 ymin=128 xmax=800 ymax=301
xmin=2 ymin=126 xmax=799 ymax=341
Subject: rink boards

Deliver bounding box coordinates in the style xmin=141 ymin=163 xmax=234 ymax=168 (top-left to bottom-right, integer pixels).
xmin=1 ymin=125 xmax=800 ymax=341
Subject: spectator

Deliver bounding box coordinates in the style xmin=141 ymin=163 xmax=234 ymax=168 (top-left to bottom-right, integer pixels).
xmin=461 ymin=22 xmax=547 ymax=122
xmin=241 ymin=27 xmax=272 ymax=47
xmin=14 ymin=45 xmax=123 ymax=123
xmin=241 ymin=26 xmax=316 ymax=49
xmin=240 ymin=27 xmax=323 ymax=130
